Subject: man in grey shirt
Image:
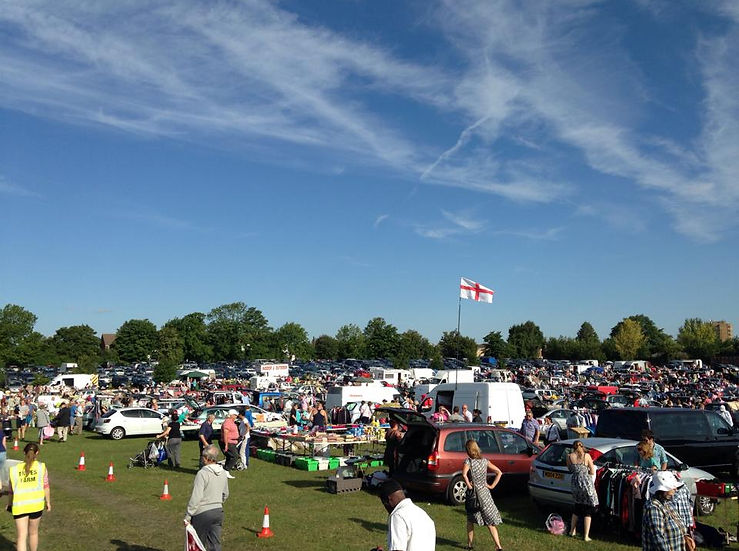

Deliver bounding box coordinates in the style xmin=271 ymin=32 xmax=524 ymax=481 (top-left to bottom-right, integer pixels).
xmin=184 ymin=445 xmax=230 ymax=551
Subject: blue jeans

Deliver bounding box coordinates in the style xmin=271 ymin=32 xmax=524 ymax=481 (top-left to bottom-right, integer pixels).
xmin=0 ymin=451 xmax=6 ymax=479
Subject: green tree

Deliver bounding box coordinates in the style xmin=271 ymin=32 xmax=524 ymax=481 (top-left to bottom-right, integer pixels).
xmin=609 ymin=314 xmax=674 ymax=360
xmin=0 ymin=304 xmax=38 ymax=367
xmin=314 ymin=335 xmax=339 ymax=360
xmin=273 ymin=322 xmax=313 ymax=360
xmin=612 ymin=319 xmax=645 ymax=359
xmin=76 ymin=353 xmax=100 ymax=374
xmin=481 ymin=331 xmax=511 ymax=359
xmin=438 ymin=331 xmax=479 ymax=364
xmin=576 ymin=322 xmax=599 ymax=343
xmin=544 ymin=336 xmax=578 ymax=360
xmin=429 ymin=346 xmax=444 ymax=371
xmin=335 ymin=324 xmax=365 ymax=359
xmin=115 ymin=319 xmax=159 ymax=363
xmin=574 ymin=322 xmax=603 ymax=360
xmin=507 ymin=321 xmax=545 ymax=358
xmin=677 ymin=318 xmax=719 ymax=360
xmin=206 ymin=302 xmax=272 ymax=360
xmin=158 ymin=326 xmax=184 ymax=366
xmin=164 ymin=313 xmax=212 ymax=363
xmin=393 ymin=330 xmax=433 ymax=369
xmin=153 ymin=361 xmax=178 ymax=385
xmin=363 ymin=318 xmax=399 ymax=359
xmin=50 ymin=325 xmax=99 ymax=363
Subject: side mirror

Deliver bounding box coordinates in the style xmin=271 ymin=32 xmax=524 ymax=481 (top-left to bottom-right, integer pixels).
xmin=679 ymin=462 xmax=689 ymax=471
xmin=717 ymin=427 xmax=730 ymax=436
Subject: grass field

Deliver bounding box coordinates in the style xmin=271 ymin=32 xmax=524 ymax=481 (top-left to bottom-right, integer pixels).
xmin=0 ymin=432 xmax=736 ymax=551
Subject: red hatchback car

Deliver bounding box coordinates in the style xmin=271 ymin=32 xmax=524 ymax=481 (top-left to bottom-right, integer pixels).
xmin=378 ymin=407 xmax=540 ymax=505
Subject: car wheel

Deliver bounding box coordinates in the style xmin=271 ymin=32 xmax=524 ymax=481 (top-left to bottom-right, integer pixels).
xmin=447 ymin=475 xmax=468 ymax=505
xmin=110 ymin=427 xmax=125 ymax=440
xmin=696 ymin=496 xmax=716 ymax=516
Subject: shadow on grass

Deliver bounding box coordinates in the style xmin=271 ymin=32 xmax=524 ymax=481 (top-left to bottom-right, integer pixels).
xmin=110 ymin=539 xmax=165 ymax=551
xmin=0 ymin=532 xmax=14 ymax=549
xmin=349 ymin=517 xmax=385 ymax=534
xmin=283 ymin=480 xmax=324 ymax=489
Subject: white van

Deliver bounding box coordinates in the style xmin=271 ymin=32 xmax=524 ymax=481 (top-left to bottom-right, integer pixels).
xmin=434 ymin=369 xmax=475 ymax=384
xmin=420 ymin=382 xmax=525 ymax=428
xmin=49 ymin=374 xmax=97 ymax=391
xmin=325 ymin=382 xmax=400 ymax=411
xmin=369 ymin=367 xmax=409 ymax=386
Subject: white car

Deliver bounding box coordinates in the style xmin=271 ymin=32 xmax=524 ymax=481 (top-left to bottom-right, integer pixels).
xmin=537 ymin=408 xmax=574 ymax=433
xmin=186 ymin=405 xmax=286 ymax=435
xmin=94 ymin=407 xmax=164 ymax=440
xmin=528 ymin=438 xmax=717 ymax=516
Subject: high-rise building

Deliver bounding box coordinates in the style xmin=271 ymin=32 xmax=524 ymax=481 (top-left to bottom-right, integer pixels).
xmin=710 ymin=320 xmax=733 ymax=342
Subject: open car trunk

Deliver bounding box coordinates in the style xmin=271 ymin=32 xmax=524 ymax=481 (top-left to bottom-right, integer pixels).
xmin=377 ymin=407 xmax=437 ymax=476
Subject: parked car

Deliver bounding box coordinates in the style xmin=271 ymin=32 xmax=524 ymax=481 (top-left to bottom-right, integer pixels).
xmin=596 ymin=407 xmax=739 ymax=476
xmin=537 ymin=408 xmax=574 ymax=435
xmin=377 ymin=407 xmax=540 ymax=505
xmin=528 ymin=438 xmax=717 ymax=516
xmin=94 ymin=407 xmax=164 ymax=440
xmin=186 ymin=404 xmax=286 ymax=435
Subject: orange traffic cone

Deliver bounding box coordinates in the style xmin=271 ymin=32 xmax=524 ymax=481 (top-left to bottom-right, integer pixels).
xmin=13 ymin=438 xmax=18 ymax=451
xmin=105 ymin=462 xmax=116 ymax=482
xmin=76 ymin=451 xmax=86 ymax=471
xmin=256 ymin=506 xmax=274 ymax=538
xmin=160 ymin=479 xmax=172 ymax=500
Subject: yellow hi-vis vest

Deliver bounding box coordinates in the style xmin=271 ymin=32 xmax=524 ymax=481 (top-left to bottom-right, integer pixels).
xmin=11 ymin=461 xmax=46 ymax=516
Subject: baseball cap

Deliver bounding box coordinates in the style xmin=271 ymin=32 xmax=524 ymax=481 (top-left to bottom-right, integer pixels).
xmin=228 ymin=409 xmax=238 ymax=416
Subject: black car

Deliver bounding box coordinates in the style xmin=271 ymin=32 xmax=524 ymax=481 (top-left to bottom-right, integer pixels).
xmin=596 ymin=407 xmax=739 ymax=476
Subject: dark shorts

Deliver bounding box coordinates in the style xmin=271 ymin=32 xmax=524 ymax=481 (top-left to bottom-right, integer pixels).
xmin=18 ymin=419 xmax=26 ymax=427
xmin=14 ymin=510 xmax=42 ymax=520
xmin=574 ymin=503 xmax=597 ymax=517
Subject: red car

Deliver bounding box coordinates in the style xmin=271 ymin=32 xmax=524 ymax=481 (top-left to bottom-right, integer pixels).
xmin=377 ymin=407 xmax=540 ymax=505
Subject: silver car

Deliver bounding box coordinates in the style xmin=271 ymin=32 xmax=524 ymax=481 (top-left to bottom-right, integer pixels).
xmin=528 ymin=437 xmax=717 ymax=516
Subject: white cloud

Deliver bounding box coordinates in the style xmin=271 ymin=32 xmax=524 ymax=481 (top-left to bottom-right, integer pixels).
xmin=0 ymin=176 xmax=42 ymax=198
xmin=441 ymin=209 xmax=484 ymax=232
xmin=1 ymin=1 xmax=738 ymax=239
xmin=492 ymin=227 xmax=563 ymax=241
xmin=373 ymin=214 xmax=389 ymax=228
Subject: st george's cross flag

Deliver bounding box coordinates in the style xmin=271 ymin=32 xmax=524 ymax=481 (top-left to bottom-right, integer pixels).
xmin=460 ymin=277 xmax=494 ymax=303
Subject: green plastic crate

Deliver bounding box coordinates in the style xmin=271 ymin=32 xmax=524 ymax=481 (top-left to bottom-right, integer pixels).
xmin=295 ymin=458 xmax=318 ymax=471
xmin=328 ymin=458 xmax=340 ymax=469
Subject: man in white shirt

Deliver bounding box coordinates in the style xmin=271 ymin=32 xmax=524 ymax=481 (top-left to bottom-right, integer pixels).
xmin=462 ymin=404 xmax=473 ymax=423
xmin=378 ymin=479 xmax=436 ymax=551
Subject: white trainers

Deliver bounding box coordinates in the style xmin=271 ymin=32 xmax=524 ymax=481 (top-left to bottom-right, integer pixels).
xmin=226 ymin=472 xmax=236 ymax=479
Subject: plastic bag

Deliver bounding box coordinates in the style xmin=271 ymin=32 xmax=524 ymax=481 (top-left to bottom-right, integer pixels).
xmin=546 ymin=513 xmax=566 ymax=535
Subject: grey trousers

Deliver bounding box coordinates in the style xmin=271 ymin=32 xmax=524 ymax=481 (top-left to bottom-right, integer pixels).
xmin=166 ymin=438 xmax=182 ymax=467
xmin=191 ymin=508 xmax=223 ymax=551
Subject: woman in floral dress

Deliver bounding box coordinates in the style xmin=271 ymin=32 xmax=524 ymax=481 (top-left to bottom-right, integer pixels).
xmin=567 ymin=440 xmax=598 ymax=542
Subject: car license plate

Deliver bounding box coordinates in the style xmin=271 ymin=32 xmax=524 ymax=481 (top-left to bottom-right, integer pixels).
xmin=543 ymin=470 xmax=564 ymax=480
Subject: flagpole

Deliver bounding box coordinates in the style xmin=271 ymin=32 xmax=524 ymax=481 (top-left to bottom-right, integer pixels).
xmin=456 ymin=295 xmax=462 ymax=390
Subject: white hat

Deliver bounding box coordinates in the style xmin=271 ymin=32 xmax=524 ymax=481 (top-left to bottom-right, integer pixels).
xmin=228 ymin=409 xmax=238 ymax=416
xmin=649 ymin=471 xmax=682 ymax=495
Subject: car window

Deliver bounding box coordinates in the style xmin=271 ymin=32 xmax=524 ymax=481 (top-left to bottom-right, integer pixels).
xmin=121 ymin=410 xmax=141 ymax=418
xmin=443 ymin=430 xmax=467 ymax=452
xmin=140 ymin=410 xmax=161 ymax=419
xmin=595 ymin=446 xmax=638 ymax=467
xmin=706 ymin=411 xmax=731 ymax=436
xmin=653 ymin=412 xmax=709 ymax=440
xmin=466 ymin=430 xmax=501 ymax=453
xmin=538 ymin=443 xmax=569 ymax=466
xmin=497 ymin=431 xmax=529 ymax=455
xmin=551 ymin=410 xmax=568 ymax=420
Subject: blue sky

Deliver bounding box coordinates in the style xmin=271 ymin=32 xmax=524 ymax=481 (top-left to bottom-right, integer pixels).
xmin=1 ymin=0 xmax=737 ymax=343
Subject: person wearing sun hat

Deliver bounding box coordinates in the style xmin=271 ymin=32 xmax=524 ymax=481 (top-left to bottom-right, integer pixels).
xmin=642 ymin=471 xmax=692 ymax=551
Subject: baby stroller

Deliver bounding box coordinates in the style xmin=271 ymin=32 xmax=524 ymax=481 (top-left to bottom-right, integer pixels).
xmin=128 ymin=439 xmax=167 ymax=469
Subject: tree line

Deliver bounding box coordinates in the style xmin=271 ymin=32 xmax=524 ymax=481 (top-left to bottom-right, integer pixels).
xmin=0 ymin=303 xmax=736 ymax=373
